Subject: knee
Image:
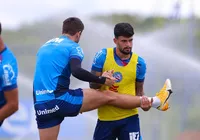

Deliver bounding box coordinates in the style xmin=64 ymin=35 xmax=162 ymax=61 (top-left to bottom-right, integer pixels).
xmin=102 ymin=90 xmax=117 ymax=103
xmin=107 ymin=95 xmax=117 ymax=103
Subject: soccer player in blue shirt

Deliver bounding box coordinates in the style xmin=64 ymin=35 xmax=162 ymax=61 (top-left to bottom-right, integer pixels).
xmin=33 ymin=17 xmax=172 ymax=140
xmin=0 ymin=22 xmax=19 ymax=126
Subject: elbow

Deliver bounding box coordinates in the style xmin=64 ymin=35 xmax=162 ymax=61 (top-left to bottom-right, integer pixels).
xmin=72 ymin=72 xmax=79 ymax=79
xmin=71 ymin=71 xmax=76 ymax=77
xmin=71 ymin=70 xmax=78 ymax=78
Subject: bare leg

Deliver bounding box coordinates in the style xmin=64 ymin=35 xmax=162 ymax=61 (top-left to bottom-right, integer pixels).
xmin=39 ymin=124 xmax=60 ymax=140
xmin=106 ymin=90 xmax=142 ymax=109
xmin=80 ymin=89 xmax=141 ymax=113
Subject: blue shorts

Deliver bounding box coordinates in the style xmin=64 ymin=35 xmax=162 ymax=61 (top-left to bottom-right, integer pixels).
xmin=34 ymin=88 xmax=83 ymax=129
xmin=93 ymin=114 xmax=142 ymax=140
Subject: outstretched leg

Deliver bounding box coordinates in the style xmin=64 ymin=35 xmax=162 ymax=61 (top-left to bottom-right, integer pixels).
xmin=80 ymin=89 xmax=144 ymax=113
xmin=80 ymin=79 xmax=172 ymax=113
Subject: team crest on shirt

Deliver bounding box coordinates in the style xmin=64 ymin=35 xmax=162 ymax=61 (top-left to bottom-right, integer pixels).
xmin=2 ymin=64 xmax=15 ymax=86
xmin=113 ymin=72 xmax=123 ymax=83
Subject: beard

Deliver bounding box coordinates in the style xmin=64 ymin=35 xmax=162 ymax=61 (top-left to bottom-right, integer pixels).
xmin=119 ymin=47 xmax=132 ymax=55
xmin=75 ymin=37 xmax=80 ymax=43
xmin=75 ymin=34 xmax=81 ymax=43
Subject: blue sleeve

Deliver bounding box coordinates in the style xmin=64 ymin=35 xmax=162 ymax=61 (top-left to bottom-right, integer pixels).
xmin=1 ymin=58 xmax=18 ymax=91
xmin=136 ymin=56 xmax=146 ymax=82
xmin=91 ymin=48 xmax=107 ymax=72
xmin=69 ymin=45 xmax=84 ymax=62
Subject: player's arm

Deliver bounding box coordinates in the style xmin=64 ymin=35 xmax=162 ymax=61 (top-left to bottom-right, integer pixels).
xmin=135 ymin=57 xmax=149 ymax=111
xmin=70 ymin=58 xmax=106 ymax=84
xmin=70 ymin=47 xmax=114 ymax=86
xmin=89 ymin=49 xmax=107 ymax=89
xmin=0 ymin=61 xmax=19 ymax=121
xmin=135 ymin=57 xmax=146 ymax=96
xmin=0 ymin=88 xmax=18 ymax=121
xmin=136 ymin=81 xmax=144 ymax=96
xmin=90 ymin=70 xmax=102 ymax=89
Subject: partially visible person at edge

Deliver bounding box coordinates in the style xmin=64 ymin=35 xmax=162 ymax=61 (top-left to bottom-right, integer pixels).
xmin=0 ymin=22 xmax=19 ymax=127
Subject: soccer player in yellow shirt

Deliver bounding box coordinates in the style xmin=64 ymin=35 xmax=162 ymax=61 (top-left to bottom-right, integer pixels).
xmin=90 ymin=23 xmax=172 ymax=140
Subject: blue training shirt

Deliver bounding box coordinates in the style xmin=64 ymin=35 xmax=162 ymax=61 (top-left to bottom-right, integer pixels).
xmin=33 ymin=36 xmax=84 ymax=103
xmin=92 ymin=48 xmax=146 ymax=82
xmin=0 ymin=47 xmax=18 ymax=108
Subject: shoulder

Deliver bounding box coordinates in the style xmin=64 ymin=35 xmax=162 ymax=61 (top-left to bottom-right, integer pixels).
xmin=95 ymin=48 xmax=107 ymax=57
xmin=92 ymin=48 xmax=107 ymax=70
xmin=0 ymin=49 xmax=18 ymax=83
xmin=2 ymin=48 xmax=17 ymax=63
xmin=94 ymin=48 xmax=107 ymax=60
xmin=137 ymin=56 xmax=146 ymax=66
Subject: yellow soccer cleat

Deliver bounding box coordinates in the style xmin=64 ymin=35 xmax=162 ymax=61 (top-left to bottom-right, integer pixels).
xmin=160 ymin=101 xmax=170 ymax=111
xmin=156 ymin=79 xmax=173 ymax=111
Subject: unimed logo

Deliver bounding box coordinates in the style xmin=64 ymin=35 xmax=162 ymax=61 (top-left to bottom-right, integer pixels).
xmin=37 ymin=105 xmax=59 ymax=115
xmin=35 ymin=90 xmax=53 ymax=95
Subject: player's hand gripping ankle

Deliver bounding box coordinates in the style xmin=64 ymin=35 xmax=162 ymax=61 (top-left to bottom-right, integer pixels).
xmin=140 ymin=96 xmax=152 ymax=111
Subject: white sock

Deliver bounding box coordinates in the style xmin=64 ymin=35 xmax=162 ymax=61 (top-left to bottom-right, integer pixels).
xmin=148 ymin=97 xmax=161 ymax=108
